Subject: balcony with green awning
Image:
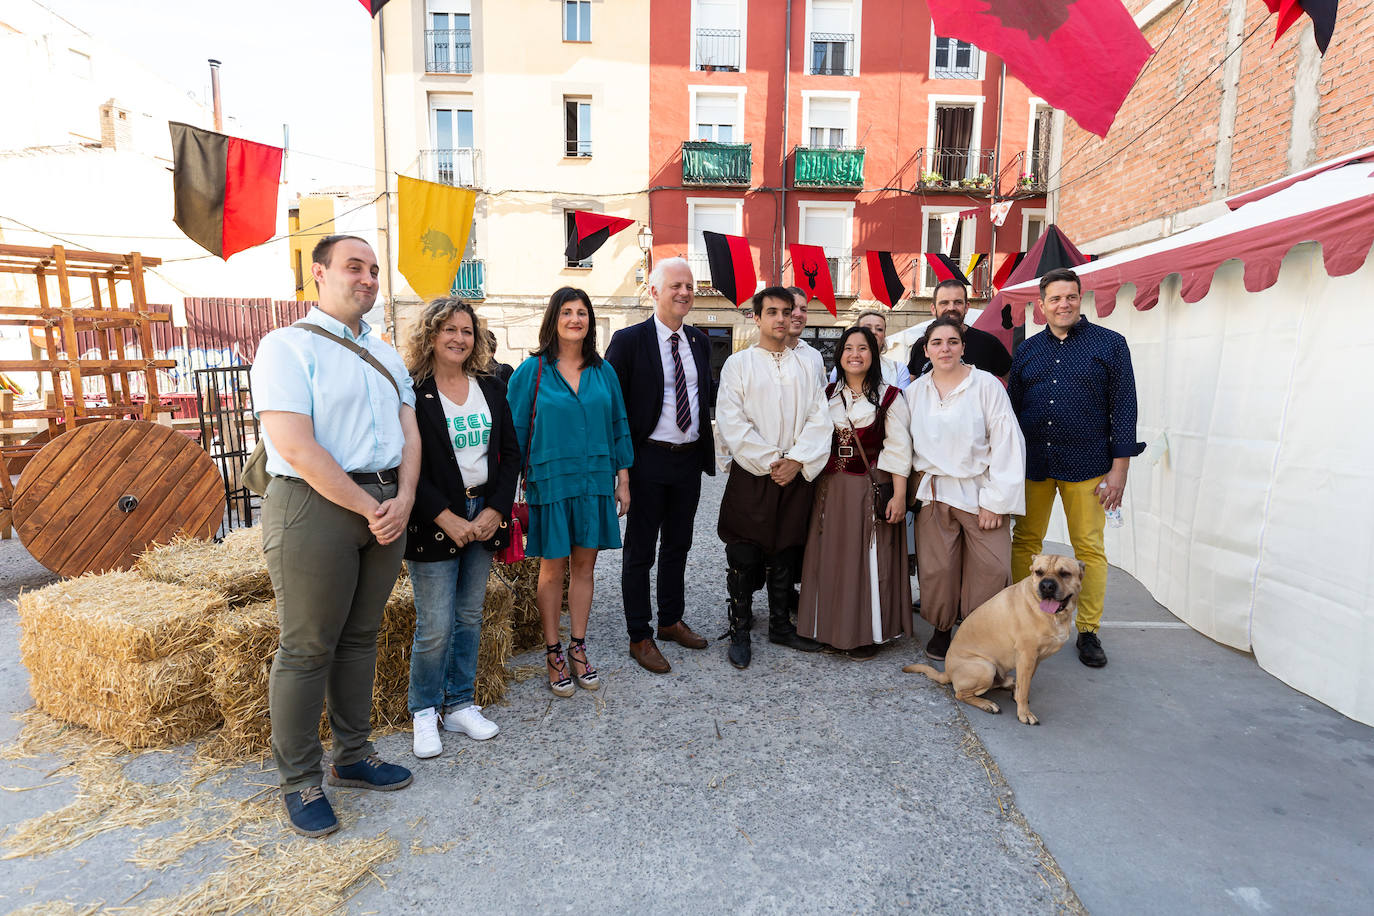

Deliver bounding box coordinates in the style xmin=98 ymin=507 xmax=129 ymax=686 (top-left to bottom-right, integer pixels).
xmin=793 ymin=146 xmax=865 ymax=188
xmin=681 ymin=141 xmax=752 ymax=187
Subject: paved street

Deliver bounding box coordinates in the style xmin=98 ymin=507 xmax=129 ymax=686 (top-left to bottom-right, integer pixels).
xmin=1 ymin=472 xmax=1371 ymax=914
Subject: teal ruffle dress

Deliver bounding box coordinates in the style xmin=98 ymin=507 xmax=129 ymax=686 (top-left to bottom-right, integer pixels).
xmin=507 ymin=355 xmax=634 ymax=559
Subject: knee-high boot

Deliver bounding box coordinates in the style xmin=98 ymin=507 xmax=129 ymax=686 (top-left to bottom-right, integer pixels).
xmin=725 ymin=564 xmax=755 ymax=669
xmin=766 ymin=557 xmax=821 ymax=652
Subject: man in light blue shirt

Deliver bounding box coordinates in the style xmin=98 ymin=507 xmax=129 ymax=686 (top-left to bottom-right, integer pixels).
xmin=252 ymin=235 xmax=420 ymax=838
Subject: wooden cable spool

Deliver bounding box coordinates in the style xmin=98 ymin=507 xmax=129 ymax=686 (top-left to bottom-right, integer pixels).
xmin=12 ymin=420 xmax=225 ymax=577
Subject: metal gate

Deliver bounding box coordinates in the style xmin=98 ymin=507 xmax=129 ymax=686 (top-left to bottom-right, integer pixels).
xmin=194 ymin=366 xmax=256 ymax=531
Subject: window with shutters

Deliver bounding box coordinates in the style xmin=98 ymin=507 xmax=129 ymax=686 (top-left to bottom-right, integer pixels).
xmin=426 ymin=0 xmax=472 ymax=73
xmin=804 ymin=95 xmax=855 ymax=148
xmin=693 ymin=0 xmax=746 ymax=71
xmin=807 ymin=0 xmax=859 ymax=76
xmin=687 ymin=199 xmax=744 ymax=294
xmin=693 ymin=91 xmax=742 ymax=142
xmin=919 ymin=206 xmax=975 ymax=294
xmin=797 ymin=201 xmax=854 ymax=296
xmin=931 ymin=34 xmax=981 ymax=79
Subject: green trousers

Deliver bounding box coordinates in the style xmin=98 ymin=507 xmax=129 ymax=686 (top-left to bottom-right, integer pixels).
xmin=262 ymin=475 xmax=404 ymax=792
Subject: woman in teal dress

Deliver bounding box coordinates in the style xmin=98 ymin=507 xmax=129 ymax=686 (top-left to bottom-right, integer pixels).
xmin=507 ymin=287 xmax=633 ymax=698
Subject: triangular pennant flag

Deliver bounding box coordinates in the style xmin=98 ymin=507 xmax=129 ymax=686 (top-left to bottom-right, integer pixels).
xmin=789 ymin=244 xmax=837 ymax=316
xmin=564 ymin=211 xmax=634 ymax=263
xmin=169 ymin=122 xmax=282 ymax=260
xmin=702 ymin=231 xmax=757 ymax=307
xmin=1265 ymin=1 xmax=1338 ymax=54
xmin=938 ymin=212 xmax=962 ymax=255
xmin=966 ymin=252 xmax=984 ymax=277
xmin=990 ymin=200 xmax=1014 ymax=227
xmin=398 ymin=175 xmax=477 ymax=300
xmin=865 ymin=250 xmax=905 ymax=308
xmin=359 ymin=0 xmax=391 ymax=16
xmin=928 ymin=1 xmax=1152 ymax=137
xmin=992 ymin=250 xmax=1026 ymax=289
xmin=924 ymin=252 xmax=972 ymax=287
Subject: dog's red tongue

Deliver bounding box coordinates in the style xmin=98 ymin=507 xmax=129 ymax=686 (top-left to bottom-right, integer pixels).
xmin=1039 ymin=599 xmax=1060 ymax=615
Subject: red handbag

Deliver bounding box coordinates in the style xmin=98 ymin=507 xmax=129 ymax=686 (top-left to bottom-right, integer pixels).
xmin=498 ymin=359 xmax=541 ymax=565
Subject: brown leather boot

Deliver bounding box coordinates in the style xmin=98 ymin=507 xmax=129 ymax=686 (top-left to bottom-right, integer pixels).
xmin=629 ymin=638 xmax=671 ymax=674
xmin=657 ymin=621 xmax=708 ymax=650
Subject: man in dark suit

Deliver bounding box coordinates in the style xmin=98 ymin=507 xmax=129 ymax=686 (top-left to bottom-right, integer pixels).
xmin=606 ymin=257 xmax=716 ymax=673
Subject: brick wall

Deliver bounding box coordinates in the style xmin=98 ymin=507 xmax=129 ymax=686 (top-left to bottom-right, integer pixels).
xmin=1057 ymin=0 xmax=1374 ymax=247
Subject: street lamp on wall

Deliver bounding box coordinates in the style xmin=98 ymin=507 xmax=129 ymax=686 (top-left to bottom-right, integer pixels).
xmin=637 ymin=225 xmax=653 ymax=273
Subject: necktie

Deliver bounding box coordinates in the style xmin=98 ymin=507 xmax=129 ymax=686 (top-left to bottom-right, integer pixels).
xmin=669 ymin=332 xmax=691 ymax=433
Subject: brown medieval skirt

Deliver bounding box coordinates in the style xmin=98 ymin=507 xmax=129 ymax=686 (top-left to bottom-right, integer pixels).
xmin=717 ymin=463 xmax=815 ymax=555
xmin=797 ymin=470 xmax=913 ymax=650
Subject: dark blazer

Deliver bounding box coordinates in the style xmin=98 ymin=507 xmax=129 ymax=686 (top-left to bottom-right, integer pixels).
xmin=605 ymin=316 xmax=716 ymax=475
xmin=405 ymin=373 xmax=520 ymax=562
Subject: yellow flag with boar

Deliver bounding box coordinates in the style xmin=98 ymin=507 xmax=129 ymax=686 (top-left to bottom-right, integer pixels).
xmin=398 ymin=175 xmax=477 ymax=300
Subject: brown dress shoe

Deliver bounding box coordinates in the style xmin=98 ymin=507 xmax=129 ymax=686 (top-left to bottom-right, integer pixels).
xmin=657 ymin=621 xmax=708 ymax=650
xmin=629 ymin=638 xmax=671 ymax=674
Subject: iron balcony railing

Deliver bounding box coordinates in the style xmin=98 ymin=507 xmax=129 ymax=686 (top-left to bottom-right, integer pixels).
xmin=932 ymin=37 xmax=980 ymax=79
xmin=682 ymin=140 xmax=752 ymax=186
xmin=916 ymin=148 xmax=998 ymax=190
xmin=793 ymin=146 xmax=865 ymax=188
xmin=425 ymin=29 xmax=473 ymax=74
xmin=1018 ymin=151 xmax=1052 ymax=193
xmin=450 ymin=259 xmax=485 ymax=299
xmin=810 ymin=32 xmax=854 ymax=75
xmin=419 ymin=148 xmax=482 ymax=188
xmin=694 ymin=28 xmax=741 ymax=71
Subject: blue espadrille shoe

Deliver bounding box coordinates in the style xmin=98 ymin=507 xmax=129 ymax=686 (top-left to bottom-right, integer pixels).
xmin=284 ymin=785 xmax=339 ymax=837
xmin=327 ymin=754 xmax=413 ymax=791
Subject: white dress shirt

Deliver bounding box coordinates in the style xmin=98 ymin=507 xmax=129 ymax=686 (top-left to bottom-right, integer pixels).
xmin=791 ymin=338 xmax=828 ymax=391
xmin=905 ymin=367 xmax=1027 ymax=516
xmin=716 ymin=346 xmax=832 ymax=481
xmin=648 ymin=315 xmax=701 ymax=444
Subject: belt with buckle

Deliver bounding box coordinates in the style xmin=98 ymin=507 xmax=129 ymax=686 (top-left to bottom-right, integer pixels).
xmin=646 ymin=438 xmax=699 ymax=453
xmin=837 ymin=445 xmax=855 ymax=459
xmin=463 ymin=484 xmax=490 ymax=499
xmin=349 ymin=468 xmax=399 ymax=486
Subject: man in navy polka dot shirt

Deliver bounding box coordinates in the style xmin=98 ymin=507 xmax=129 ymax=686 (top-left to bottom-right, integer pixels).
xmin=1007 ymin=268 xmax=1145 ymax=668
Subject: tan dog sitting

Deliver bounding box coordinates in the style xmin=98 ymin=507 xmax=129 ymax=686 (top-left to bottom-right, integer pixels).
xmin=903 ymin=554 xmax=1084 ymax=725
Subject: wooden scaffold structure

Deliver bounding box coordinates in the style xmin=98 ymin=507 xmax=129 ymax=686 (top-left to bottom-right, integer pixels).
xmin=0 ymin=243 xmax=226 ymax=576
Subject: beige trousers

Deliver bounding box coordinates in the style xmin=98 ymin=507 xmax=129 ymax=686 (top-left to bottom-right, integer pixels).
xmin=915 ymin=500 xmax=1012 ymax=631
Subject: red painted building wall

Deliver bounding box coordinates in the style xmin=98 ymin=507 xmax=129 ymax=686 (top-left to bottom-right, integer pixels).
xmin=648 ymin=0 xmax=1046 ymax=315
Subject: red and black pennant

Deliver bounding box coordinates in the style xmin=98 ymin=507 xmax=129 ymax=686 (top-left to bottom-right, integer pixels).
xmin=865 ymin=250 xmax=905 ymax=308
xmin=923 ymin=252 xmax=972 ymax=288
xmin=1264 ymin=0 xmax=1338 ymax=54
xmin=702 ymin=231 xmax=756 ymax=308
xmin=564 ymin=211 xmax=635 ymax=263
xmin=789 ymin=243 xmax=837 ymax=316
xmin=992 ymin=250 xmax=1026 ymax=289
xmin=358 ymin=0 xmax=391 ymax=16
xmin=169 ymin=122 xmax=282 ymax=260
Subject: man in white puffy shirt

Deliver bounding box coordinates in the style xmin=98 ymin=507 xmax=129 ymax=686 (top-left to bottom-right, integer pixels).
xmin=714 ymin=286 xmax=832 ymax=669
xmin=785 ymin=286 xmax=828 ymax=390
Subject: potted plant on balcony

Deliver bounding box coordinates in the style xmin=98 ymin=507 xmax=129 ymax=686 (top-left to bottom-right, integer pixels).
xmin=959 ymin=176 xmax=979 ymax=189
xmin=975 ymin=173 xmax=993 ymax=189
xmin=1018 ymin=173 xmax=1036 ymax=191
xmin=920 ymin=170 xmax=942 ymax=186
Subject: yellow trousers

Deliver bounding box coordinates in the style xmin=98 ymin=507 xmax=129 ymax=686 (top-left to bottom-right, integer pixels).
xmin=1011 ymin=476 xmax=1107 ymax=633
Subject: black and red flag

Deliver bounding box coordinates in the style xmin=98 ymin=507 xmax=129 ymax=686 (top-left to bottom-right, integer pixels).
xmin=702 ymin=231 xmax=757 ymax=308
xmin=358 ymin=1 xmax=391 ymax=15
xmin=928 ymin=1 xmax=1152 ymax=137
xmin=992 ymin=250 xmax=1026 ymax=289
xmin=169 ymin=122 xmax=282 ymax=260
xmin=1264 ymin=1 xmax=1338 ymax=54
xmin=564 ymin=211 xmax=635 ymax=263
xmin=789 ymin=244 xmax=837 ymax=317
xmin=923 ymin=252 xmax=973 ymax=288
xmin=865 ymin=250 xmax=906 ymax=308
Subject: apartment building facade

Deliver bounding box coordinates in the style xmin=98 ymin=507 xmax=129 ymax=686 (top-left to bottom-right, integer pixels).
xmin=1050 ymin=0 xmax=1374 ymax=254
xmin=372 ymin=0 xmax=650 ymax=358
xmin=648 ymin=0 xmax=1049 ymax=370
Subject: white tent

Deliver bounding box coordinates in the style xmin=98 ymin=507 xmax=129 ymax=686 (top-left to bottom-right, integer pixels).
xmin=1003 ymin=157 xmax=1374 ymax=726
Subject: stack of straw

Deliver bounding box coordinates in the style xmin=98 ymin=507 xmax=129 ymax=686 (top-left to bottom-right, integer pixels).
xmin=135 ymin=527 xmax=274 ymax=604
xmin=17 ymin=571 xmax=226 ymax=749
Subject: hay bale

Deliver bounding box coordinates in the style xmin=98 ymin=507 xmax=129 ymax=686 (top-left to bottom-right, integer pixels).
xmin=475 ymin=576 xmax=515 ymax=706
xmin=16 ymin=571 xmax=225 ymax=749
xmin=135 ymin=527 xmax=273 ymax=605
xmin=17 ymin=570 xmax=225 ymax=664
xmin=208 ymin=600 xmax=278 ymax=757
xmin=498 ymin=557 xmax=558 ymax=654
xmin=368 ymin=576 xmax=415 ymax=733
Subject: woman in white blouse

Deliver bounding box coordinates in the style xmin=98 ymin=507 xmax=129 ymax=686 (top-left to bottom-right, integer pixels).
xmin=906 ymin=316 xmax=1027 ymax=661
xmin=797 ymin=326 xmax=913 ymax=660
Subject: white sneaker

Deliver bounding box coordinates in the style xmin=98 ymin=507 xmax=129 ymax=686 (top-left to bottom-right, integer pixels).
xmin=442 ymin=704 xmax=499 ymax=740
xmin=412 ymin=708 xmax=442 ymax=759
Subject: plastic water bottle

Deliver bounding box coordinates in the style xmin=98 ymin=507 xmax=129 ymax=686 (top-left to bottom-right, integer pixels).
xmin=1098 ymin=481 xmax=1124 ymax=528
